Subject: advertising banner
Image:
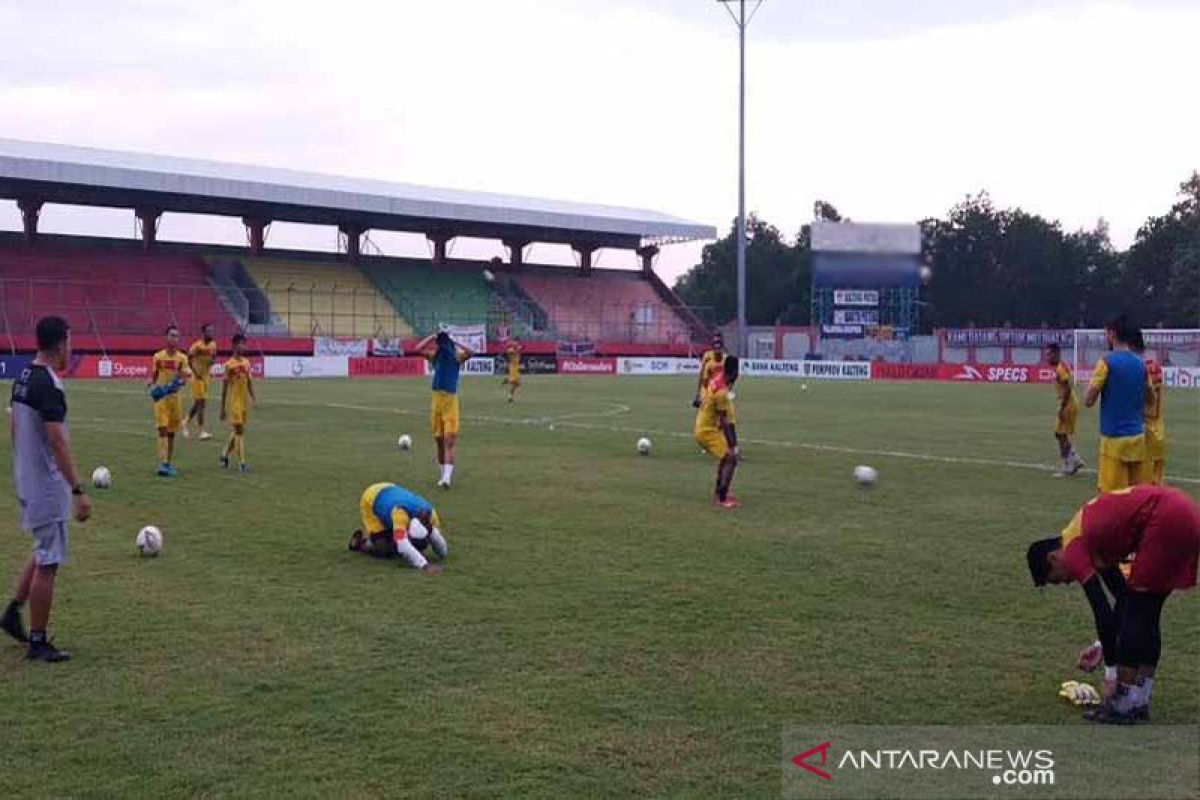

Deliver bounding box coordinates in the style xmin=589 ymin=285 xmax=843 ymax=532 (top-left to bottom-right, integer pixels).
xmin=520 ymin=354 xmax=559 ymax=375
xmin=371 ymin=338 xmax=405 ymax=357
xmin=348 ymin=357 xmax=428 ymax=378
xmin=833 ymin=289 xmax=879 ymax=306
xmin=740 ymin=360 xmax=870 ymax=380
xmin=0 ymin=355 xmax=32 ymax=379
xmin=558 ymin=357 xmax=617 ymax=375
xmin=943 ymin=329 xmax=1074 ymax=347
xmin=264 ymin=356 xmax=349 ymax=378
xmin=821 ymin=324 xmax=864 ymax=339
xmin=834 ymin=309 xmax=879 ymax=325
xmin=1164 ymin=366 xmax=1200 ymax=389
xmin=871 ymin=362 xmax=942 ymax=381
xmin=617 ymin=357 xmax=701 ymax=375
xmin=441 ymin=324 xmax=486 ymax=353
xmin=461 ymin=357 xmax=496 ymax=376
xmin=314 ymin=337 xmax=369 ymax=358
xmin=938 ymin=363 xmax=1056 ymax=383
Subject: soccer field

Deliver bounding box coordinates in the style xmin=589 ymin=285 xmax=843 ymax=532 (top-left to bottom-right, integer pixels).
xmin=2 ymin=376 xmax=1198 ymax=798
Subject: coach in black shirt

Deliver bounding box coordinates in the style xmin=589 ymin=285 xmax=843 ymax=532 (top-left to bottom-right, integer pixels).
xmin=2 ymin=316 xmax=91 ymax=662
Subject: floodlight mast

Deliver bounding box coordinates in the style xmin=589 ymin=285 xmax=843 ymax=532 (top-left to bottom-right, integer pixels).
xmin=718 ymin=0 xmax=763 ymax=357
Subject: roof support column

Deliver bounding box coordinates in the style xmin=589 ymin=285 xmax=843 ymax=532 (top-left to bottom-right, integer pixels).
xmin=572 ymin=244 xmax=595 ymax=276
xmin=136 ymin=207 xmax=161 ymax=251
xmin=503 ymin=239 xmax=530 ymax=268
xmin=17 ymin=198 xmax=43 ymax=244
xmin=243 ymin=216 xmax=270 ymax=255
xmin=637 ymin=245 xmax=659 ymax=276
xmin=428 ymin=233 xmax=453 ymax=266
xmin=340 ymin=224 xmax=363 ymax=263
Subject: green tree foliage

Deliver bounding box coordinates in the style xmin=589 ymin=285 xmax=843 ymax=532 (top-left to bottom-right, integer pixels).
xmin=1124 ymin=172 xmax=1200 ymax=326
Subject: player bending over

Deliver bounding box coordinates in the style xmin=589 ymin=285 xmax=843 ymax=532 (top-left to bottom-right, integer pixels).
xmin=1026 ymin=485 xmax=1200 ymax=724
xmin=148 ymin=325 xmax=192 ymax=477
xmin=503 ymin=338 xmax=522 ymax=402
xmin=219 ymin=334 xmax=257 ymax=473
xmin=184 ymin=323 xmax=218 ymax=440
xmin=694 ymin=356 xmax=740 ymax=508
xmin=416 ymin=330 xmax=473 ymax=489
xmin=1044 ymin=344 xmax=1084 ymax=477
xmin=348 ymin=482 xmax=448 ymax=574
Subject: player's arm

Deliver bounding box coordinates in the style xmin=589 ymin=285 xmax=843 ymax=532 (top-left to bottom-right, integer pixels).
xmin=247 ymin=371 xmax=257 ymax=405
xmin=148 ymin=357 xmax=159 ymax=388
xmin=1084 ymin=359 xmax=1107 ymax=408
xmin=454 ymin=338 xmax=475 ymax=361
xmin=718 ymin=409 xmax=738 ymax=454
xmin=31 ymin=379 xmax=90 ymax=521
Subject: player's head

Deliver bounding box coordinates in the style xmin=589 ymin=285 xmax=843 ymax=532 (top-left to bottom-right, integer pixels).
xmin=348 ymin=529 xmax=366 ymax=552
xmin=35 ymin=315 xmax=71 ymax=370
xmin=1104 ymin=314 xmax=1136 ymax=349
xmin=232 ymin=333 xmax=246 ymax=355
xmin=436 ymin=330 xmax=452 ymax=349
xmin=201 ymin=323 xmax=214 ymax=341
xmin=711 ymin=333 xmax=724 ymax=353
xmin=1026 ymin=537 xmax=1071 ymax=586
xmin=723 ymin=356 xmax=739 ymax=387
xmin=165 ymin=324 xmax=180 ymax=348
xmin=1044 ymin=343 xmax=1061 ymax=365
xmin=1128 ymin=328 xmax=1146 ymax=355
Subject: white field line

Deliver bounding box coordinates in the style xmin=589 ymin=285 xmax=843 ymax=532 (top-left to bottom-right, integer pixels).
xmin=65 ymin=385 xmax=1200 ymax=485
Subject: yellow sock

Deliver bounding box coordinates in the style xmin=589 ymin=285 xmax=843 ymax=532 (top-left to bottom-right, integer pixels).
xmin=235 ymin=433 xmax=246 ymax=464
xmin=156 ymin=435 xmax=168 ymax=463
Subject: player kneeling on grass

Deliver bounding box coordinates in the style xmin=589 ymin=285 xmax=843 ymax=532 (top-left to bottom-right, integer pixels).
xmin=1026 ymin=485 xmax=1200 ymax=724
xmin=694 ymin=356 xmax=740 ymax=508
xmin=348 ymin=483 xmax=448 ymax=574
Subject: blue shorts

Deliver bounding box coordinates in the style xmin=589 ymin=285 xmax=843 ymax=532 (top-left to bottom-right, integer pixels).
xmin=29 ymin=521 xmax=68 ymax=566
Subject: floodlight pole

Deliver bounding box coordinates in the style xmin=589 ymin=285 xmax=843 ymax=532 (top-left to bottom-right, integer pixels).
xmin=720 ymin=0 xmax=762 ymax=357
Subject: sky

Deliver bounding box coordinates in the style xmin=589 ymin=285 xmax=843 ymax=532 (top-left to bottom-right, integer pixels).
xmin=1 ymin=0 xmax=1197 ymax=283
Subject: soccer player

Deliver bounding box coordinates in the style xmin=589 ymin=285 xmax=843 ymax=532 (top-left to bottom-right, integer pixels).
xmin=693 ymin=332 xmax=726 ymax=408
xmin=1045 ymin=344 xmax=1084 ymax=477
xmin=1083 ymin=315 xmax=1148 ymax=493
xmin=503 ymin=338 xmax=522 ymax=402
xmin=184 ymin=323 xmax=218 ymax=440
xmin=219 ymin=333 xmax=257 ymax=473
xmin=1026 ymin=486 xmax=1200 ymax=723
xmin=3 ymin=316 xmax=92 ymax=662
xmin=347 ymin=482 xmax=448 ymax=574
xmin=694 ymin=356 xmax=740 ymax=508
xmin=149 ymin=325 xmax=192 ymax=477
xmin=416 ymin=330 xmax=473 ymax=489
xmin=1130 ymin=331 xmax=1167 ymax=484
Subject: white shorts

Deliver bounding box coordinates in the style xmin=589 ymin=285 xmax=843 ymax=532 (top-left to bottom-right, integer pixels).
xmin=28 ymin=520 xmax=68 ymax=566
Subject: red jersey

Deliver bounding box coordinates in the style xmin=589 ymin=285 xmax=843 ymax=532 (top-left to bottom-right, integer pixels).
xmin=1062 ymin=486 xmax=1200 ymax=593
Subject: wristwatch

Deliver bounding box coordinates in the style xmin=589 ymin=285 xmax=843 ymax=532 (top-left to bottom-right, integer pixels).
xmin=71 ymin=484 xmax=85 ymax=496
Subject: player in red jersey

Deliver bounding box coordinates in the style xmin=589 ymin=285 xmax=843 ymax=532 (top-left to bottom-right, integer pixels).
xmin=1026 ymin=486 xmax=1200 ymax=724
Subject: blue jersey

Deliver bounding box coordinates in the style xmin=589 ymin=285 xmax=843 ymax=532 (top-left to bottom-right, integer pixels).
xmin=1098 ymin=351 xmax=1146 ymax=438
xmin=372 ymin=484 xmax=433 ymax=530
xmin=430 ymin=343 xmax=463 ymax=394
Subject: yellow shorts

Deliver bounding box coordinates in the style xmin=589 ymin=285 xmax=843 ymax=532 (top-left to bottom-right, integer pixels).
xmin=1145 ymin=426 xmax=1166 ymax=461
xmin=1055 ymin=404 xmax=1078 ymax=436
xmin=696 ymin=428 xmax=729 ymax=460
xmin=1149 ymin=459 xmax=1165 ymax=485
xmin=191 ymin=377 xmax=210 ymax=401
xmin=431 ymin=392 xmax=460 ymax=438
xmin=226 ymin=403 xmax=248 ymax=427
xmin=154 ymin=395 xmax=184 ymax=433
xmin=358 ymin=485 xmax=441 ymax=538
xmin=1097 ymin=434 xmax=1149 ymax=493
xmin=507 ymin=369 xmax=521 ymax=386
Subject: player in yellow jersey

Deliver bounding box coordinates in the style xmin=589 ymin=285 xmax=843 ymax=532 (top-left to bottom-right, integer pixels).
xmin=503 ymin=338 xmax=522 ymax=403
xmin=183 ymin=323 xmax=218 ymax=441
xmin=1131 ymin=331 xmax=1167 ymax=484
xmin=219 ymin=334 xmax=257 ymax=473
xmin=1045 ymin=344 xmax=1084 ymax=477
xmin=148 ymin=325 xmax=192 ymax=477
xmin=694 ymin=356 xmax=741 ymax=508
xmin=693 ymin=332 xmax=726 ymax=408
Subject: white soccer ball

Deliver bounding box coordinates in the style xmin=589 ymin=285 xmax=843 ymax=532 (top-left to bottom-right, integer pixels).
xmin=637 ymin=437 xmax=652 ymax=455
xmin=853 ymin=465 xmax=878 ymax=487
xmin=136 ymin=526 xmax=163 ymax=557
xmin=398 ymin=434 xmax=412 ymax=451
xmin=801 ymin=383 xmax=809 ymax=391
xmin=92 ymin=466 xmax=112 ymax=489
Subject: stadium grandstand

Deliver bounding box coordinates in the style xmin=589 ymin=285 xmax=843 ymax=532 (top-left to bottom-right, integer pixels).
xmin=0 ymin=138 xmax=715 ymax=355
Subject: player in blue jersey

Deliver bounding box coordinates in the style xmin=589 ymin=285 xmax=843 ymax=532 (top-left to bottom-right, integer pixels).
xmin=415 ymin=330 xmax=474 ymax=489
xmin=348 ymin=483 xmax=449 ymax=573
xmin=1084 ymin=314 xmax=1149 ymax=493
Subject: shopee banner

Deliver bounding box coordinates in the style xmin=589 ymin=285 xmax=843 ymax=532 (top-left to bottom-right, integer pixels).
xmin=558 ymin=357 xmax=616 ymax=375
xmin=59 ymin=356 xmax=263 ymax=380
xmin=349 ymin=357 xmax=428 ymax=377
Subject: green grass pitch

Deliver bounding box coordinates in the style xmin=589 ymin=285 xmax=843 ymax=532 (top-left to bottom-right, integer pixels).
xmin=2 ymin=376 xmax=1197 ymax=798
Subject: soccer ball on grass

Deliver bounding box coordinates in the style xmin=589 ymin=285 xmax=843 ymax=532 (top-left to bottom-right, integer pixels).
xmin=636 ymin=437 xmax=652 ymax=455
xmin=398 ymin=434 xmax=413 ymax=451
xmin=136 ymin=526 xmax=163 ymax=557
xmin=92 ymin=466 xmax=112 ymax=489
xmin=853 ymin=465 xmax=878 ymax=488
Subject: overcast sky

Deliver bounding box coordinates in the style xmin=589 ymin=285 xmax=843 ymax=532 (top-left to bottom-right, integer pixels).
xmin=1 ymin=0 xmax=1197 ymax=282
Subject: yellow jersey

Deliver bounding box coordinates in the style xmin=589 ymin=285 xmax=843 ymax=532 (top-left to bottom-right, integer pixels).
xmin=188 ymin=339 xmax=218 ymax=380
xmin=506 ymin=344 xmax=521 ymax=370
xmin=151 ymin=349 xmax=191 ymax=387
xmin=695 ymin=385 xmax=736 ymax=434
xmin=223 ymin=356 xmax=253 ymax=408
xmin=1054 ymin=362 xmax=1077 ymax=408
xmin=1144 ymin=359 xmax=1165 ymax=436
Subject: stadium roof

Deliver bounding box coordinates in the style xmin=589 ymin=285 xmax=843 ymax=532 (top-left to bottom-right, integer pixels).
xmin=811 ymin=220 xmax=921 ymax=255
xmin=0 ymin=138 xmax=715 ymax=249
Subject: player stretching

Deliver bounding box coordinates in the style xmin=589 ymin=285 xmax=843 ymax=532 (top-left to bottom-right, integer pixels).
xmin=149 ymin=325 xmax=192 ymax=477
xmin=693 ymin=332 xmax=726 ymax=408
xmin=1026 ymin=485 xmax=1200 ymax=723
xmin=184 ymin=323 xmax=218 ymax=440
xmin=1045 ymin=344 xmax=1084 ymax=477
xmin=219 ymin=334 xmax=256 ymax=473
xmin=695 ymin=356 xmax=740 ymax=508
xmin=1084 ymin=315 xmax=1148 ymax=492
xmin=348 ymin=482 xmax=447 ymax=574
xmin=417 ymin=330 xmax=472 ymax=489
xmin=1131 ymin=331 xmax=1167 ymax=484
xmin=503 ymin=338 xmax=522 ymax=402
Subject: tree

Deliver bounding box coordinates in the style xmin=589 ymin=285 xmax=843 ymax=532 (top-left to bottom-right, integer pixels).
xmin=1124 ymin=172 xmax=1200 ymax=326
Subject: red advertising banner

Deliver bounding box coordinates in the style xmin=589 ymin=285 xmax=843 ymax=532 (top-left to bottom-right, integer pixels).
xmin=557 ymin=357 xmax=617 ymax=375
xmin=870 ymin=362 xmax=942 ymax=381
xmin=349 ymin=357 xmax=428 ymax=377
xmin=937 ymin=363 xmax=1057 ymax=383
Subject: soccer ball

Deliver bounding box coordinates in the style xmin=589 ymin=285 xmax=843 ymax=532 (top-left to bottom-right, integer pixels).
xmin=92 ymin=466 xmax=112 ymax=489
xmin=136 ymin=526 xmax=163 ymax=557
xmin=398 ymin=434 xmax=412 ymax=451
xmin=637 ymin=437 xmax=652 ymax=455
xmin=482 ymin=269 xmax=495 ymax=283
xmin=800 ymin=383 xmax=809 ymax=391
xmin=853 ymin=465 xmax=878 ymax=487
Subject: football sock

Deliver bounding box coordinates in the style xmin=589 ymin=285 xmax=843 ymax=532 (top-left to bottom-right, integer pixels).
xmin=156 ymin=435 xmax=169 ymax=463
xmin=1137 ymin=677 xmax=1154 ymax=705
xmin=443 ymin=464 xmax=454 ymax=483
xmin=235 ymin=434 xmax=245 ymax=463
xmin=29 ymin=629 xmax=46 ymax=645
